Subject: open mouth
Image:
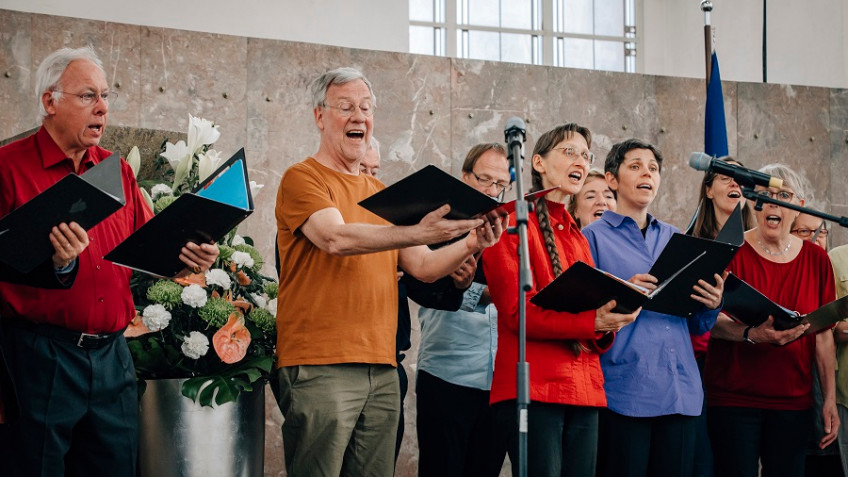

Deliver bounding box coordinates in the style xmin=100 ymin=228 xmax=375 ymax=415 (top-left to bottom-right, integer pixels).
xmin=728 ymin=191 xmax=741 ymax=199
xmin=637 ymin=184 xmax=652 ymax=191
xmin=88 ymin=124 xmax=103 ymax=133
xmin=593 ymin=209 xmax=605 ymax=218
xmin=766 ymin=214 xmax=781 ymax=225
xmin=568 ymin=172 xmax=583 ymax=181
xmin=346 ymin=129 xmax=365 ymax=140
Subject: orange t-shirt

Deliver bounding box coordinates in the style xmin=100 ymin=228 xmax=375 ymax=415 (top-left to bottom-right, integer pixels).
xmin=274 ymin=157 xmax=399 ymax=367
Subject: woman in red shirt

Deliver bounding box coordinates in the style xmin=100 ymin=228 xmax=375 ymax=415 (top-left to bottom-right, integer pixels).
xmin=482 ymin=123 xmax=639 ymax=477
xmin=705 ymin=163 xmax=838 ymax=477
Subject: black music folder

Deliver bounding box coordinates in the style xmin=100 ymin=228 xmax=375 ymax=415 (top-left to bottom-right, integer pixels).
xmin=0 ymin=152 xmax=125 ymax=273
xmin=358 ymin=165 xmax=500 ymax=225
xmin=530 ymin=251 xmax=705 ymax=315
xmin=722 ymin=273 xmax=848 ymax=334
xmin=641 ymin=203 xmax=745 ymax=317
xmin=104 ymin=148 xmax=254 ymax=278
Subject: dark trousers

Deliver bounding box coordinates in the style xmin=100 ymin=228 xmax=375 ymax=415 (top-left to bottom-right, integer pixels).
xmin=1 ymin=324 xmax=138 ymax=477
xmin=395 ymin=355 xmax=408 ymax=462
xmin=693 ymin=355 xmax=714 ymax=477
xmin=493 ymin=399 xmax=598 ymax=477
xmin=708 ymin=406 xmax=811 ymax=477
xmin=416 ymin=370 xmax=505 ymax=477
xmin=597 ymin=409 xmax=696 ymax=477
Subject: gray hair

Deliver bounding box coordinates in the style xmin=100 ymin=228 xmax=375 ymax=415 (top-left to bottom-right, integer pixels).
xmin=309 ymin=67 xmax=376 ymax=109
xmin=35 ymin=46 xmax=105 ymax=120
xmin=369 ymin=136 xmax=381 ymax=159
xmin=759 ymin=163 xmax=814 ymax=202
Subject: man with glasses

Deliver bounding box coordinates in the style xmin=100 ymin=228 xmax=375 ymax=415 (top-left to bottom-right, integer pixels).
xmin=274 ymin=67 xmax=506 ymax=476
xmin=406 ymin=142 xmax=511 ymax=477
xmin=0 ymin=46 xmax=218 ymax=476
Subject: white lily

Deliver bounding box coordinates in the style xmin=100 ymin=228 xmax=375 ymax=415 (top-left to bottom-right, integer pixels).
xmin=126 ymin=146 xmax=141 ymax=178
xmin=249 ymin=181 xmax=264 ymax=198
xmin=187 ymin=114 xmax=221 ymax=156
xmin=161 ymin=140 xmax=190 ymax=172
xmin=197 ymin=149 xmax=224 ymax=182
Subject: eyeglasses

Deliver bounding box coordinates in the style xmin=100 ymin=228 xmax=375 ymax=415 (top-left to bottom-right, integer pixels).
xmin=54 ymin=90 xmax=116 ymax=106
xmin=756 ymin=189 xmax=795 ymax=201
xmin=713 ymin=174 xmax=734 ymax=185
xmin=322 ymin=100 xmax=374 ymax=117
xmin=551 ymin=146 xmax=595 ymax=166
xmin=470 ymin=171 xmax=512 ymax=194
xmin=791 ymin=227 xmax=829 ymax=238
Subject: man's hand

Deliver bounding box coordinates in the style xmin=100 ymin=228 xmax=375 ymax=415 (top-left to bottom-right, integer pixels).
xmin=819 ymin=398 xmax=840 ymax=449
xmin=748 ymin=316 xmax=808 ymax=345
xmin=465 ymin=214 xmax=507 ymax=253
xmin=451 ymin=254 xmax=478 ymax=289
xmin=594 ymin=299 xmax=640 ymax=333
xmin=179 ymin=242 xmax=219 ymax=274
xmin=49 ymin=222 xmax=89 ymax=269
xmin=414 ymin=204 xmax=484 ymax=245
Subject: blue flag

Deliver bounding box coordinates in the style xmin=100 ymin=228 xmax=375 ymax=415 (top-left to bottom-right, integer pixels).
xmin=705 ymin=52 xmax=728 ymax=157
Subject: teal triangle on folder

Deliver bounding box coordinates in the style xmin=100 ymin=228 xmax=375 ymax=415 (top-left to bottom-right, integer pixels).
xmin=196 ymin=159 xmax=249 ymax=209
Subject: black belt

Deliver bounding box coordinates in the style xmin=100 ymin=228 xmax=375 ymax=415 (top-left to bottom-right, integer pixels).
xmin=5 ymin=320 xmax=125 ymax=349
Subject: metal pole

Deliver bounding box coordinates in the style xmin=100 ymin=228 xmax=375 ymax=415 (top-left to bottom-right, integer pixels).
xmin=701 ymin=1 xmax=713 ymax=92
xmin=762 ymin=0 xmax=768 ymax=82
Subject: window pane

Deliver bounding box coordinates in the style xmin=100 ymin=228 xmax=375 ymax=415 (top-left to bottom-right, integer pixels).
xmin=595 ymin=40 xmax=624 ymax=72
xmin=559 ymin=0 xmax=593 ymax=34
xmin=410 ymin=0 xmax=434 ymax=22
xmin=410 ymin=26 xmax=436 ymax=55
xmin=595 ymin=0 xmax=624 ymax=36
xmin=466 ymin=30 xmax=500 ymax=61
xmin=467 ymin=0 xmax=500 ymax=27
xmin=501 ymin=33 xmax=532 ymax=64
xmin=561 ymin=37 xmax=593 ymax=69
xmin=502 ymin=0 xmax=532 ymax=30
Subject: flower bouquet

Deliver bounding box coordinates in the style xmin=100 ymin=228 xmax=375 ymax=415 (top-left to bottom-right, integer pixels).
xmin=124 ymin=115 xmax=276 ymax=407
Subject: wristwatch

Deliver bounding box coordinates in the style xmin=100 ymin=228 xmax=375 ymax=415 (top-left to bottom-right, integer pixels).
xmin=743 ymin=325 xmax=757 ymax=344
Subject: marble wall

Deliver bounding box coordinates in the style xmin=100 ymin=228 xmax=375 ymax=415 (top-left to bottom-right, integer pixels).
xmin=2 ymin=9 xmax=847 ymax=477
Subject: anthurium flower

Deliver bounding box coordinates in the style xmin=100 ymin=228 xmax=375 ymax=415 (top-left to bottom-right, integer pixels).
xmin=187 ymin=114 xmax=220 ymax=156
xmin=213 ymin=313 xmax=251 ymax=364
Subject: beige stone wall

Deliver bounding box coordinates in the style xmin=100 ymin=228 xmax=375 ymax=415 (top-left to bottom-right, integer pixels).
xmin=2 ymin=9 xmax=848 ymax=476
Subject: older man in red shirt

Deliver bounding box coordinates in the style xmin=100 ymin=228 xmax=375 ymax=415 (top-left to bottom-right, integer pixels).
xmin=0 ymin=46 xmax=218 ymax=477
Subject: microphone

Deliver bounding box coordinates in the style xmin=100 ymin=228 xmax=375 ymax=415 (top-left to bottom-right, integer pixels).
xmin=688 ymin=152 xmax=783 ymax=189
xmin=504 ymin=117 xmax=526 ymax=152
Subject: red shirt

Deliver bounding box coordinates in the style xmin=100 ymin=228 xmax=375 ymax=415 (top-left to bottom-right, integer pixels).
xmin=482 ymin=201 xmax=612 ymax=407
xmin=0 ymin=127 xmax=152 ymax=333
xmin=705 ymin=240 xmax=835 ymax=410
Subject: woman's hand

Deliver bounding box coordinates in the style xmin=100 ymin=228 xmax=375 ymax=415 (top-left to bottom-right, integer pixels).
xmin=628 ymin=273 xmax=658 ymax=292
xmin=594 ymin=299 xmax=640 ymax=333
xmin=691 ymin=271 xmax=728 ymax=310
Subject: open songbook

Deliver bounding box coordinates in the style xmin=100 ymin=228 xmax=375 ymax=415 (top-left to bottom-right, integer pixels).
xmin=0 ymin=152 xmax=125 ymax=273
xmin=530 ymin=251 xmax=706 ymax=315
xmin=358 ymin=165 xmax=557 ymax=225
xmin=104 ymin=148 xmax=254 ymax=278
xmin=722 ymin=273 xmax=848 ymax=334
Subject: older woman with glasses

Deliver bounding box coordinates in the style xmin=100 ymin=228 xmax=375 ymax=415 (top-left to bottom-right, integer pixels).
xmin=705 ymin=163 xmax=839 ymax=477
xmin=482 ymin=123 xmax=639 ymax=477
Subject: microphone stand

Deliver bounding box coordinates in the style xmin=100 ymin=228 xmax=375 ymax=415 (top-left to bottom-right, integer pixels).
xmin=732 ymin=169 xmax=848 ymax=228
xmin=505 ymin=122 xmax=532 ymax=477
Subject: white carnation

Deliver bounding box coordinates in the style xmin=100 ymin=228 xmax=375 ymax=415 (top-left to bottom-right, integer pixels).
xmin=141 ymin=304 xmax=172 ymax=331
xmin=181 ymin=331 xmax=209 ymax=359
xmin=205 ymin=268 xmax=232 ymax=289
xmin=231 ymin=235 xmax=246 ymax=247
xmin=266 ymin=298 xmax=277 ymax=315
xmin=231 ymin=251 xmax=254 ymax=269
xmin=150 ymin=183 xmax=173 ymax=200
xmin=250 ymin=293 xmax=267 ymax=310
xmin=181 ymin=284 xmax=208 ymax=308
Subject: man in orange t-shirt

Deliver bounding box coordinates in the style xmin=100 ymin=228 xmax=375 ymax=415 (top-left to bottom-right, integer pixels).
xmin=274 ymin=67 xmax=506 ymax=476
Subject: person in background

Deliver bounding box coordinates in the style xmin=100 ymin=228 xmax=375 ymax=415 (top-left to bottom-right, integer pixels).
xmin=0 ymin=46 xmax=218 ymax=477
xmin=567 ymin=169 xmax=616 ymax=229
xmin=483 ymin=123 xmax=640 ymax=477
xmin=582 ymin=138 xmax=726 ymax=477
xmin=410 ymin=142 xmax=511 ymax=477
xmin=687 ymin=156 xmax=755 ymax=477
xmin=705 ymin=164 xmax=839 ymax=477
xmin=793 ymin=213 xmax=829 ymax=251
xmin=274 ymin=67 xmax=506 ymax=475
xmin=830 ymin=243 xmax=848 ymax=477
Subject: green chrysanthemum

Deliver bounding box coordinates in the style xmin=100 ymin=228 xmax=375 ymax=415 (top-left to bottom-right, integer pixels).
xmin=263 ymin=281 xmax=278 ymax=299
xmin=234 ymin=244 xmax=264 ymax=270
xmin=154 ymin=195 xmax=178 ymax=214
xmin=217 ymin=244 xmax=235 ymax=263
xmin=146 ymin=280 xmax=183 ymax=309
xmin=198 ymin=297 xmax=236 ymax=328
xmin=247 ymin=307 xmax=275 ymax=333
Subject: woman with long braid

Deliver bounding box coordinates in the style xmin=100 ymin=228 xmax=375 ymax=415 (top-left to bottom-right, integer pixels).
xmin=482 ymin=123 xmax=639 ymax=477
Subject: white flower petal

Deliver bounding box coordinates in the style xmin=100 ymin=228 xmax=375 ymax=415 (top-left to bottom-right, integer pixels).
xmin=142 ymin=304 xmax=172 ymax=332
xmin=181 ymin=284 xmax=208 ymax=308
xmin=161 ymin=140 xmax=190 ymax=171
xmin=127 ymin=146 xmax=141 ymax=178
xmin=249 ymin=181 xmax=264 ymax=198
xmin=181 ymin=331 xmax=210 ymax=359
xmin=187 ymin=114 xmax=221 ymax=156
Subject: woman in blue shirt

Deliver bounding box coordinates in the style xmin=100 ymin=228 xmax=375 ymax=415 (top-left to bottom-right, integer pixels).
xmin=581 ymin=138 xmax=727 ymax=477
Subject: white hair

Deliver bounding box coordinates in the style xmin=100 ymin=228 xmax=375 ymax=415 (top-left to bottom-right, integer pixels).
xmin=309 ymin=67 xmax=376 ymax=109
xmin=369 ymin=136 xmax=381 ymax=160
xmin=35 ymin=46 xmax=104 ymax=120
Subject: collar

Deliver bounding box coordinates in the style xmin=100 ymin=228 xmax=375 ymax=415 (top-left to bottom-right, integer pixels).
xmin=35 ymin=126 xmax=98 ymax=171
xmin=544 ymin=199 xmax=579 ymax=231
xmin=601 ymin=210 xmax=659 ymax=230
